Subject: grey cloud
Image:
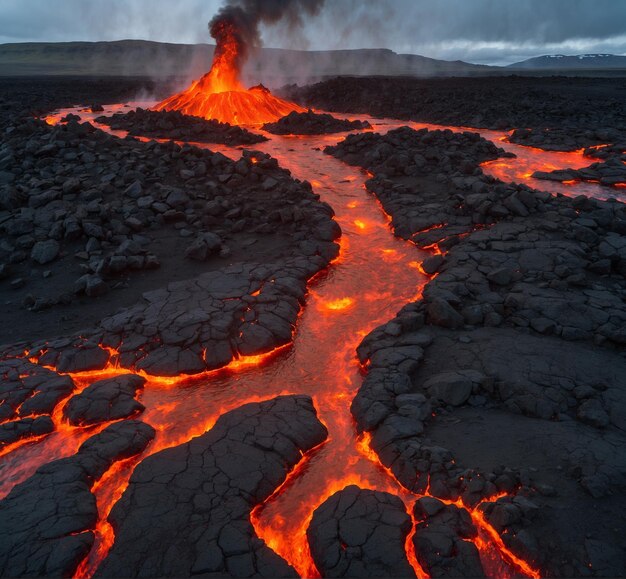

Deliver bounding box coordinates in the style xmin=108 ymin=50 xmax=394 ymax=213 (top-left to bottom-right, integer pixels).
xmin=0 ymin=0 xmax=625 ymax=65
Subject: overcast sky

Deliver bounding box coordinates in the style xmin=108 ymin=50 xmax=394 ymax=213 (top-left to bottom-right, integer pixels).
xmin=1 ymin=0 xmax=625 ymax=65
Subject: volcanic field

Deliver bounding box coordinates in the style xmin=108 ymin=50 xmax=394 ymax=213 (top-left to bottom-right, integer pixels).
xmin=0 ymin=44 xmax=625 ymax=579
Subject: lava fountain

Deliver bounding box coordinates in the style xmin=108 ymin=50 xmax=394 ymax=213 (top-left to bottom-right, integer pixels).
xmin=155 ymin=7 xmax=306 ymax=124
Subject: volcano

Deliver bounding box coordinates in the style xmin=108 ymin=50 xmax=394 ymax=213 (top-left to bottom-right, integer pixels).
xmin=155 ymin=19 xmax=305 ymax=125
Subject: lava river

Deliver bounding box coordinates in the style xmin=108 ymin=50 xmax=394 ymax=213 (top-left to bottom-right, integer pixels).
xmin=3 ymin=105 xmax=620 ymax=579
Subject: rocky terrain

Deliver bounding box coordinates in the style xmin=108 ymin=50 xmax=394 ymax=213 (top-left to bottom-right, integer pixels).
xmin=0 ymin=396 xmax=327 ymax=577
xmin=96 ymin=108 xmax=268 ymax=145
xmin=326 ymin=126 xmax=626 ymax=577
xmin=308 ymin=485 xmax=415 ymax=578
xmin=262 ymin=110 xmax=371 ymax=135
xmin=287 ymin=75 xmax=626 ymax=199
xmin=0 ymin=78 xmax=342 ymax=577
xmin=95 ymin=396 xmax=327 ymax=578
xmin=508 ymin=127 xmax=622 ymax=152
xmin=533 ymin=156 xmax=626 ymax=187
xmin=1 ymin=75 xmax=625 ymax=579
xmin=0 ymin=420 xmax=155 ymax=576
xmin=0 ymin=77 xmax=176 ymax=122
xmin=0 ymin=100 xmax=339 ymax=347
xmin=286 ymin=76 xmax=626 ymax=135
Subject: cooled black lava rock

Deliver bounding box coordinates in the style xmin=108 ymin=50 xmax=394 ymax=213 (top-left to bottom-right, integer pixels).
xmin=96 ymin=108 xmax=268 ymax=145
xmin=509 ymin=128 xmax=621 ymax=152
xmin=341 ymin=123 xmax=626 ymax=576
xmin=263 ymin=110 xmax=371 ymax=135
xmin=0 ymin=110 xmax=340 ymax=349
xmin=307 ymin=485 xmax=416 ymax=578
xmin=94 ymin=395 xmax=328 ymax=578
xmin=0 ymin=420 xmax=155 ymax=578
xmin=533 ymin=156 xmax=626 ymax=187
xmin=0 ymin=358 xmax=75 ymax=422
xmin=412 ymin=498 xmax=485 ymax=578
xmin=63 ymin=373 xmax=146 ymax=425
xmin=0 ymin=415 xmax=54 ymax=448
xmin=286 ymin=76 xmax=626 ymax=137
xmin=325 ymin=126 xmax=511 ymax=185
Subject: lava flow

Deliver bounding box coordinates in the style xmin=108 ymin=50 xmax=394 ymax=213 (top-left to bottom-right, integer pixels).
xmin=23 ymin=96 xmax=624 ymax=578
xmin=5 ymin=106 xmax=569 ymax=578
xmin=31 ymin=102 xmax=621 ymax=578
xmin=154 ymin=15 xmax=304 ymax=124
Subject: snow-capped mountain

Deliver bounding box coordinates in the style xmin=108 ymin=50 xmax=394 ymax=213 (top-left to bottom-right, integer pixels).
xmin=509 ymin=54 xmax=626 ymax=69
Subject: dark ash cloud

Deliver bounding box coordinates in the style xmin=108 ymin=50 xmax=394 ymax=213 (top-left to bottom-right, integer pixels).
xmin=209 ymin=0 xmax=325 ymax=68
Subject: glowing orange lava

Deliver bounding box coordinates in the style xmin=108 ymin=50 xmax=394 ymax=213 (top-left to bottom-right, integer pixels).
xmin=154 ymin=19 xmax=304 ymax=125
xmin=319 ymin=297 xmax=355 ymax=311
xmin=15 ymin=103 xmax=616 ymax=578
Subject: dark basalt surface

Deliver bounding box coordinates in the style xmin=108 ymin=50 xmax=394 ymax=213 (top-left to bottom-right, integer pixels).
xmin=286 ymin=76 xmax=626 ymax=135
xmin=533 ymin=156 xmax=626 ymax=187
xmin=262 ymin=110 xmax=371 ymax=135
xmin=12 ymin=246 xmax=339 ymax=377
xmin=1 ymin=75 xmax=625 ymax=579
xmin=0 ymin=358 xmax=76 ymax=448
xmin=94 ymin=395 xmax=327 ymax=578
xmin=0 ymin=77 xmax=178 ymax=124
xmin=413 ymin=498 xmax=485 ymax=578
xmin=508 ymin=127 xmax=623 ymax=152
xmin=63 ymin=374 xmax=146 ymax=426
xmin=287 ymin=76 xmax=626 ymax=170
xmin=96 ymin=108 xmax=268 ymax=145
xmin=307 ymin=485 xmax=415 ymax=578
xmin=0 ymin=114 xmax=339 ymax=346
xmin=0 ymin=358 xmax=74 ymax=423
xmin=326 ymin=126 xmax=626 ymax=576
xmin=325 ymin=126 xmax=512 ymax=244
xmin=0 ymin=420 xmax=155 ymax=578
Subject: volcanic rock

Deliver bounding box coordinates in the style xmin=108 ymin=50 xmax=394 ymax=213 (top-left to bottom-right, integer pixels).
xmin=96 ymin=108 xmax=268 ymax=145
xmin=0 ymin=415 xmax=54 ymax=448
xmin=63 ymin=374 xmax=146 ymax=426
xmin=533 ymin=156 xmax=626 ymax=189
xmin=0 ymin=420 xmax=155 ymax=577
xmin=307 ymin=485 xmax=415 ymax=578
xmin=413 ymin=498 xmax=485 ymax=578
xmin=263 ymin=110 xmax=371 ymax=135
xmin=286 ymin=76 xmax=626 ymax=138
xmin=94 ymin=396 xmax=327 ymax=578
xmin=333 ymin=123 xmax=626 ymax=576
xmin=426 ymin=299 xmax=464 ymax=329
xmin=30 ymin=240 xmax=60 ymax=264
xmin=421 ymin=255 xmax=445 ymax=275
xmin=184 ymin=232 xmax=222 ymax=261
xmin=422 ymin=372 xmax=473 ymax=407
xmin=0 ymin=358 xmax=75 ymax=422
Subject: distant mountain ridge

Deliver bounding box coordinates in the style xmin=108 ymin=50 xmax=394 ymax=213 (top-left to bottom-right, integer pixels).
xmin=1 ymin=41 xmax=625 ymax=80
xmin=0 ymin=40 xmax=492 ymax=82
xmin=509 ymin=53 xmax=626 ymax=69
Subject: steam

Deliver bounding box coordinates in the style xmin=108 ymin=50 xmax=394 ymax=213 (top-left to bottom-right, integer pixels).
xmin=209 ymin=0 xmax=325 ymax=70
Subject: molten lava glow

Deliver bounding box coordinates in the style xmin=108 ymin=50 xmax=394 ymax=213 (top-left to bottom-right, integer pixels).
xmin=319 ymin=297 xmax=355 ymax=311
xmin=12 ymin=104 xmax=617 ymax=579
xmin=154 ymin=20 xmax=304 ymax=125
xmin=43 ymin=114 xmax=62 ymax=126
xmin=407 ymin=509 xmax=430 ymax=579
xmin=74 ymin=457 xmax=139 ymax=579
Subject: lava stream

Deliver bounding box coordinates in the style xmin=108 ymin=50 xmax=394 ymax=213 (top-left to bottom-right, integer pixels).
xmin=7 ymin=104 xmax=616 ymax=577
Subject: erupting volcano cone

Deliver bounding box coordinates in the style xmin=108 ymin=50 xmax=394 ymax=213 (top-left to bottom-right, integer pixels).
xmin=155 ymin=20 xmax=304 ymax=125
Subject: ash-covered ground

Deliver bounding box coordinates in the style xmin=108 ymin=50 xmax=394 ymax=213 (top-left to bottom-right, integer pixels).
xmin=0 ymin=75 xmax=625 ymax=578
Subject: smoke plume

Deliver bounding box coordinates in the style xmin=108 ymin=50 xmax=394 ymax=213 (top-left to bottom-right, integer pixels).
xmin=209 ymin=0 xmax=325 ymax=70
